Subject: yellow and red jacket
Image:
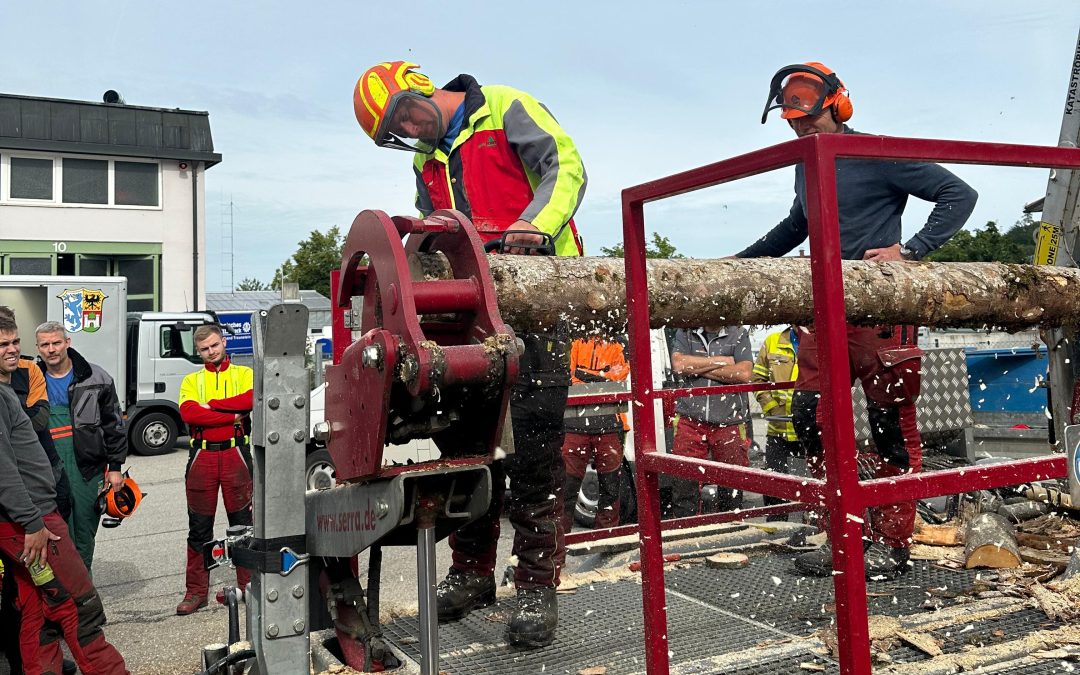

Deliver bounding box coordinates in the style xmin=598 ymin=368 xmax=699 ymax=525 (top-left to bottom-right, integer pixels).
xmin=752 ymin=329 xmax=798 ymax=441
xmin=413 ymin=74 xmax=586 ymax=257
xmin=179 ymin=359 xmax=254 ymax=444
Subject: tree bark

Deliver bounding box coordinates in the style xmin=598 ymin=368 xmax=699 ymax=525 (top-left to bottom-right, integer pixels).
xmin=964 ymin=512 xmax=1022 ymax=569
xmin=417 ymin=254 xmax=1080 ymax=333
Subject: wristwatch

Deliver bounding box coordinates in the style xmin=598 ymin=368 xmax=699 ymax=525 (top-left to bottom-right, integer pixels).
xmin=899 ymin=245 xmax=918 ymax=261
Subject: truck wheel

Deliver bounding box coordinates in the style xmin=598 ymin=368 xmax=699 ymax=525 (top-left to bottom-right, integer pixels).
xmin=131 ymin=413 xmax=178 ymax=456
xmin=306 ymin=448 xmax=336 ymax=491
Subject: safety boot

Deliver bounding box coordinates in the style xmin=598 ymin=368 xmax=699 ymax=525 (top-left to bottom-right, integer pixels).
xmin=793 ymin=543 xmax=834 ymax=577
xmin=176 ymin=593 xmax=208 ymax=615
xmin=508 ymin=586 xmax=558 ymax=649
xmin=864 ymin=542 xmax=911 ymax=580
xmin=436 ymin=570 xmax=496 ymax=622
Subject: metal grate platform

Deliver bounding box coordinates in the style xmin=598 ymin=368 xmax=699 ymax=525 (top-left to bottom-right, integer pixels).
xmin=379 ymin=551 xmax=1075 ymax=674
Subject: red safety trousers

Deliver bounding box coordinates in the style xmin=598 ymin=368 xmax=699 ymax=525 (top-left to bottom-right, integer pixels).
xmin=184 ymin=444 xmax=253 ymax=599
xmin=0 ymin=512 xmax=128 ymax=675
xmin=671 ymin=417 xmax=748 ymax=516
xmin=793 ymin=325 xmax=923 ymax=549
xmin=561 ymin=431 xmax=623 ymax=530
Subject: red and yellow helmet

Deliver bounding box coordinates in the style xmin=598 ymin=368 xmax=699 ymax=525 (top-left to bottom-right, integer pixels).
xmin=761 ymin=61 xmax=853 ymax=124
xmin=353 ymin=61 xmax=441 ymax=152
xmin=95 ymin=470 xmax=145 ymax=528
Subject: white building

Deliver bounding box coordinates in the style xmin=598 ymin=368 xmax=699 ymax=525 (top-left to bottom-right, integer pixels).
xmin=0 ymin=91 xmax=220 ymax=311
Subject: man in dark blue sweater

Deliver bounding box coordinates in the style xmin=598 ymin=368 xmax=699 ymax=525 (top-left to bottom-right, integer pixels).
xmin=739 ymin=62 xmax=977 ymax=579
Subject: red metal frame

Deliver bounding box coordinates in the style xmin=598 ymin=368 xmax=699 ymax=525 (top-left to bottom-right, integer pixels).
xmin=621 ymin=133 xmax=1080 ymax=675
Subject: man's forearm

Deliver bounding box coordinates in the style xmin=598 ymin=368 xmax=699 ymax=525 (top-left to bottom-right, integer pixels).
xmin=673 ymin=354 xmax=735 ymax=376
xmin=696 ymin=363 xmax=752 ymax=384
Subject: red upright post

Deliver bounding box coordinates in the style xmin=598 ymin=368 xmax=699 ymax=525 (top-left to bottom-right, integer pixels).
xmin=622 ymin=196 xmax=671 ymax=674
xmin=802 ymin=137 xmax=872 ymax=674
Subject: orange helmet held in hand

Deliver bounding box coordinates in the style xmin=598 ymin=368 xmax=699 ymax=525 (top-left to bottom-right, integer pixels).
xmin=353 ymin=61 xmax=442 ymax=153
xmin=761 ymin=61 xmax=853 ymax=124
xmin=95 ymin=470 xmax=145 ymax=528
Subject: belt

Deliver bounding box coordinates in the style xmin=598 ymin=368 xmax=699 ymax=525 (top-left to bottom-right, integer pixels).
xmin=191 ymin=437 xmax=249 ymax=451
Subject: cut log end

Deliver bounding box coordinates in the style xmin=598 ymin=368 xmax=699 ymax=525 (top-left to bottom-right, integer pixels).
xmin=964 ymin=513 xmax=1022 ymax=569
xmin=705 ymin=552 xmax=750 ymax=569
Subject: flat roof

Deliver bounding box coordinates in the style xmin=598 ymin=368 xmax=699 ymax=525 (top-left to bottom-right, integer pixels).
xmin=0 ymin=92 xmax=221 ymax=167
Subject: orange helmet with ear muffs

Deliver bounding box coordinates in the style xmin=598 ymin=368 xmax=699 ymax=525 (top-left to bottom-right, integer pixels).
xmin=95 ymin=470 xmax=145 ymax=528
xmin=761 ymin=61 xmax=853 ymax=124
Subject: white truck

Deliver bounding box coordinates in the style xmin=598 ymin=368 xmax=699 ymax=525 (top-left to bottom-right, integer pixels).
xmin=0 ymin=275 xmax=216 ymax=455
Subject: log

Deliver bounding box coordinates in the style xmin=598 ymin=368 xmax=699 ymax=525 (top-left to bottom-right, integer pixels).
xmin=964 ymin=513 xmax=1022 ymax=569
xmin=999 ymin=500 xmax=1051 ymax=523
xmin=913 ymin=523 xmax=962 ymax=547
xmin=416 ymin=254 xmax=1080 ymax=332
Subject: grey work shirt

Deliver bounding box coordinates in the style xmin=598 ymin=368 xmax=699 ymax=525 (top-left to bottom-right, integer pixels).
xmin=0 ymin=384 xmax=57 ymax=533
xmin=672 ymin=327 xmax=752 ymax=426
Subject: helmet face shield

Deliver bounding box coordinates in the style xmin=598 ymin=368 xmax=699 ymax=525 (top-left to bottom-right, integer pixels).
xmin=778 ymin=74 xmax=831 ymax=119
xmin=761 ymin=64 xmax=844 ymax=124
xmin=375 ymin=93 xmax=444 ymax=153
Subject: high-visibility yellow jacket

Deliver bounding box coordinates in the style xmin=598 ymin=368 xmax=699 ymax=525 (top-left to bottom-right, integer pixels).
xmin=752 ymin=328 xmax=798 ymax=441
xmin=413 ymin=74 xmax=586 ymax=257
xmin=179 ymin=359 xmax=253 ymax=443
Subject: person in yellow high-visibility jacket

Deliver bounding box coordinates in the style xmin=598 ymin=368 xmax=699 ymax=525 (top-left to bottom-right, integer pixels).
xmin=751 ymin=327 xmax=801 ymax=522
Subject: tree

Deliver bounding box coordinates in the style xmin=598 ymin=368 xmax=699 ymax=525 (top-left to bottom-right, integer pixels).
xmin=272 ymin=226 xmax=343 ymax=298
xmin=600 ymin=233 xmax=684 ymax=259
xmin=235 ymin=277 xmax=268 ymax=291
xmin=925 ymin=217 xmax=1036 ymax=263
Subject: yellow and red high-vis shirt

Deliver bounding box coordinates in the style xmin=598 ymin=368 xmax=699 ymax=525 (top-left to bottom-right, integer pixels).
xmin=413 ymin=74 xmax=587 ymax=257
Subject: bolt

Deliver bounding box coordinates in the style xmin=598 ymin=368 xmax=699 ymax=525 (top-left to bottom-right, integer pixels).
xmin=361 ymin=345 xmax=382 ymax=368
xmin=313 ymin=422 xmax=330 ymax=443
xmin=293 ymin=430 xmax=306 ymax=443
xmin=268 ymin=397 xmax=280 ymax=410
xmin=293 ymin=396 xmax=306 ymax=409
xmin=293 ymin=619 xmax=306 ymax=634
xmin=268 ymin=431 xmax=280 ymax=444
xmin=291 ymin=585 xmax=304 ymax=599
xmin=267 ymin=589 xmax=279 ymax=602
xmin=376 ymin=501 xmax=389 ymax=519
xmin=266 ymin=624 xmax=279 ymax=638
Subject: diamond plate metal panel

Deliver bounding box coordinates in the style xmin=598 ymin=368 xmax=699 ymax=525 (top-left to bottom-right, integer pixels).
xmin=852 ymin=348 xmax=972 ymax=445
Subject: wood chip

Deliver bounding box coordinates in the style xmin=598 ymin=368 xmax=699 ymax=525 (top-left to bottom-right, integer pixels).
xmin=578 ymin=667 xmax=609 ymax=675
xmin=799 ymin=662 xmax=826 ymax=672
xmin=897 ymin=630 xmax=943 ymax=656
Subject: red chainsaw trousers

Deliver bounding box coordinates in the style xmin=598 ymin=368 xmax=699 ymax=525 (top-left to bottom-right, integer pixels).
xmin=0 ymin=512 xmax=128 ymax=675
xmin=184 ymin=445 xmax=253 ymax=598
xmin=792 ymin=325 xmax=923 ymax=549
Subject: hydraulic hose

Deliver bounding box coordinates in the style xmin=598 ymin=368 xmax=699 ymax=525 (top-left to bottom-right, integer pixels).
xmin=197 ymin=648 xmax=256 ymax=675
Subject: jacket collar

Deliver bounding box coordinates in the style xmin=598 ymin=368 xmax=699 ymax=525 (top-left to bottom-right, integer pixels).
xmin=38 ymin=346 xmax=92 ymax=382
xmin=203 ymin=357 xmax=232 ymax=373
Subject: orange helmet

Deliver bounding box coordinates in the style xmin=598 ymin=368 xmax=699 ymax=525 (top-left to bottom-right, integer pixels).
xmin=353 ymin=61 xmax=442 ymax=152
xmin=95 ymin=470 xmax=145 ymax=528
xmin=761 ymin=62 xmax=853 ymax=124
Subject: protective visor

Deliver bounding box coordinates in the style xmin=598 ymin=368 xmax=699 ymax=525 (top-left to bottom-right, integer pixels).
xmin=761 ymin=64 xmax=843 ymax=124
xmin=374 ymin=92 xmax=444 ymax=153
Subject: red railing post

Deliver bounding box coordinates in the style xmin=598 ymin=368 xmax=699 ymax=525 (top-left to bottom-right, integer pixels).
xmin=622 ymin=195 xmax=671 ymax=674
xmin=803 ymin=137 xmax=872 ymax=674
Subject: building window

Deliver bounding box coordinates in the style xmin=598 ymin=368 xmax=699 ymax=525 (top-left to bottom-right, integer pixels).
xmin=115 ymin=161 xmax=159 ymax=206
xmin=10 ymin=157 xmax=53 ymax=200
xmin=2 ymin=154 xmax=160 ymax=208
xmin=7 ymin=257 xmax=53 ymax=274
xmin=62 ymin=158 xmax=108 ymax=204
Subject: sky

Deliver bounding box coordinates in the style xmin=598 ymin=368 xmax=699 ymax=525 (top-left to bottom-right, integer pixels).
xmin=3 ymin=1 xmax=1079 ymax=291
